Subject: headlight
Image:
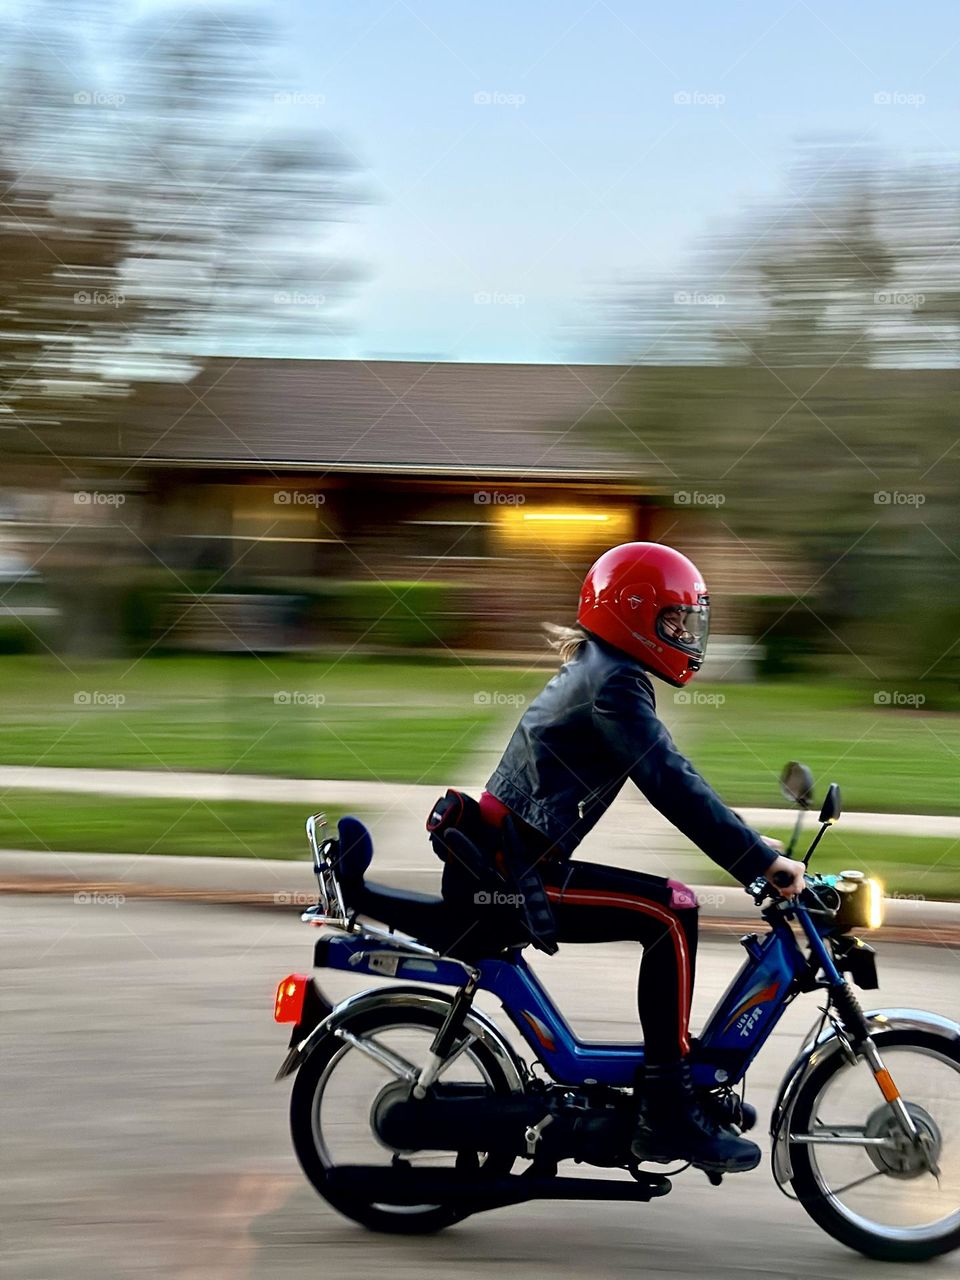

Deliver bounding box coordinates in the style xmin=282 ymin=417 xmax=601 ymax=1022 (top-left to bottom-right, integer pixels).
xmin=865 ymin=877 xmax=885 ymax=930
xmin=835 ymin=871 xmax=885 ymax=931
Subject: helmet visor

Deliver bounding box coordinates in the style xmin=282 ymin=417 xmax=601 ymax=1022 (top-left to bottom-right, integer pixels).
xmin=656 ymin=600 xmax=710 ymax=666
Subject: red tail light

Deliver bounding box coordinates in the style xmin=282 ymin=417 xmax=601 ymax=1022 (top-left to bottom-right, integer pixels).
xmin=274 ymin=973 xmax=310 ymax=1024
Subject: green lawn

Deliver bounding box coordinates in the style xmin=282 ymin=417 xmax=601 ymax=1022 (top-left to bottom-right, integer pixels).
xmin=0 ymin=654 xmax=544 ymax=784
xmin=2 ymin=657 xmax=959 ymax=816
xmin=759 ymin=828 xmax=960 ymax=900
xmin=669 ymin=681 xmax=960 ymax=816
xmin=3 ymin=657 xmax=956 ymax=898
xmin=0 ymin=790 xmax=350 ymax=860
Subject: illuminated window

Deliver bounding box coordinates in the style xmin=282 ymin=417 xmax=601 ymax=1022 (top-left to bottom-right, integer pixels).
xmin=493 ymin=505 xmax=633 ymax=550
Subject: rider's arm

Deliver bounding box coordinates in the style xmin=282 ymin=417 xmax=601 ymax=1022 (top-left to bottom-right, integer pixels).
xmin=592 ymin=668 xmax=777 ymax=886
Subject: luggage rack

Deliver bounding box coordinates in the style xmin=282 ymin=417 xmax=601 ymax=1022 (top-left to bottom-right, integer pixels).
xmin=301 ymin=811 xmax=459 ymax=963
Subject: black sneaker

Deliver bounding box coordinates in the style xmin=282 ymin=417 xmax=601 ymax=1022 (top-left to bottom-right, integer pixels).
xmin=632 ymin=1060 xmax=761 ymax=1173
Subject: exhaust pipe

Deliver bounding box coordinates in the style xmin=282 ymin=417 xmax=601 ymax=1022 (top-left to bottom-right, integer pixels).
xmin=326 ymin=1164 xmax=671 ymax=1211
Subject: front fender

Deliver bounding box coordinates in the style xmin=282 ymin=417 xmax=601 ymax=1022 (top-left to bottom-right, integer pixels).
xmin=771 ymin=1007 xmax=960 ymax=1185
xmin=275 ymin=983 xmax=528 ymax=1092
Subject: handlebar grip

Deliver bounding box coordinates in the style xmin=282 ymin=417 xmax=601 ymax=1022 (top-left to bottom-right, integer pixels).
xmin=771 ymin=870 xmax=795 ymax=889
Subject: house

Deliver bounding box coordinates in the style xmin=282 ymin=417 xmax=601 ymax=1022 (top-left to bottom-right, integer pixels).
xmin=0 ymin=358 xmax=804 ymax=656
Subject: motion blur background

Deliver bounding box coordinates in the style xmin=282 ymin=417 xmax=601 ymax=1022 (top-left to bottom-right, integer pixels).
xmin=0 ymin=0 xmax=958 ymax=889
xmin=2 ymin=6 xmax=960 ymax=1278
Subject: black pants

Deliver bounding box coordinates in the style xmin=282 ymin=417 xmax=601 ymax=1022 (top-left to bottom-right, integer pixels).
xmin=540 ymin=860 xmax=699 ymax=1063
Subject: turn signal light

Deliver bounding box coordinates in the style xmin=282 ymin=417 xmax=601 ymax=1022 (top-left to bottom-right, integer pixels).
xmin=274 ymin=973 xmax=310 ymax=1023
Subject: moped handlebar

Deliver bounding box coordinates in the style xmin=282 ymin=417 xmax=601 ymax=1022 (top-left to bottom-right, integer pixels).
xmin=749 ymin=870 xmax=814 ymax=907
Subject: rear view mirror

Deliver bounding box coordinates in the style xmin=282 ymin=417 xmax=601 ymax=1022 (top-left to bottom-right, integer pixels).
xmin=818 ymin=783 xmax=842 ymax=825
xmin=780 ymin=761 xmax=815 ymax=809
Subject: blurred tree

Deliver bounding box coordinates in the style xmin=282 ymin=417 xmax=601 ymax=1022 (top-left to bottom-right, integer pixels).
xmin=594 ymin=142 xmax=960 ymax=369
xmin=600 ymin=143 xmax=960 ymax=698
xmin=0 ymin=0 xmax=364 ymax=452
xmin=0 ymin=7 xmax=138 ymax=439
xmin=118 ymin=9 xmax=365 ymax=362
xmin=0 ymin=0 xmax=366 ymax=656
xmin=713 ymin=146 xmax=897 ymax=368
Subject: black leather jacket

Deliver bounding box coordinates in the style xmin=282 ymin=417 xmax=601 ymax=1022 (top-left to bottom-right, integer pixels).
xmin=486 ymin=635 xmax=777 ymax=886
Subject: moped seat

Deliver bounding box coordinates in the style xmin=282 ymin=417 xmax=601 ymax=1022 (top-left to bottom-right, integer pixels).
xmin=334 ymin=816 xmax=452 ymax=943
xmin=334 ymin=815 xmax=524 ymax=957
xmin=355 ymin=878 xmax=449 ymax=939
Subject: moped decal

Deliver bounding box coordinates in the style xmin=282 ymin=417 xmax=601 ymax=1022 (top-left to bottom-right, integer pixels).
xmin=519 ymin=1009 xmax=558 ymax=1051
xmin=721 ymin=978 xmax=781 ymax=1035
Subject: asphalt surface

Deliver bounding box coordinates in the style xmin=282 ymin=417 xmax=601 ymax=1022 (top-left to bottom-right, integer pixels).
xmin=2 ymin=894 xmax=958 ymax=1280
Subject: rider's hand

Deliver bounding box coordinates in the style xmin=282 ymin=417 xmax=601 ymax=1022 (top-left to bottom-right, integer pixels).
xmin=764 ymin=854 xmax=806 ymax=898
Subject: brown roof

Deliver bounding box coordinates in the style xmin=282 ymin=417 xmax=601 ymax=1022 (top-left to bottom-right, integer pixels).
xmin=13 ymin=358 xmax=642 ymax=478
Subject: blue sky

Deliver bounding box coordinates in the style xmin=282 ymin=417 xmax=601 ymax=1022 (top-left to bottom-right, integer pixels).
xmin=194 ymin=2 xmax=960 ymax=361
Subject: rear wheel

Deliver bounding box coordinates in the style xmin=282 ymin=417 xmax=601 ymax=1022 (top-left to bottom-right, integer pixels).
xmin=788 ymin=1030 xmax=960 ymax=1261
xmin=290 ymin=1000 xmax=518 ymax=1233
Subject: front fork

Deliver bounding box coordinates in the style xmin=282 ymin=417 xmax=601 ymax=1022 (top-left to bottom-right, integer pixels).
xmin=800 ymin=908 xmax=940 ymax=1176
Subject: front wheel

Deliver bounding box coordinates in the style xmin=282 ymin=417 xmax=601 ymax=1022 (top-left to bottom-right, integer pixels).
xmin=788 ymin=1029 xmax=960 ymax=1261
xmin=290 ymin=999 xmax=518 ymax=1233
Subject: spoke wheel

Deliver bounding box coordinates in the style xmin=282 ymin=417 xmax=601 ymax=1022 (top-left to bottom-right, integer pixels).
xmin=290 ymin=1001 xmax=518 ymax=1233
xmin=788 ymin=1029 xmax=960 ymax=1261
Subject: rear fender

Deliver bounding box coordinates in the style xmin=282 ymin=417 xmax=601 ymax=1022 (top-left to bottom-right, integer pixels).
xmin=771 ymin=1007 xmax=960 ymax=1184
xmin=275 ymin=983 xmax=528 ymax=1091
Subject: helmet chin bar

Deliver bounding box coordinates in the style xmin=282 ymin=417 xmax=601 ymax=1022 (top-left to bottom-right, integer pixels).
xmin=657 ymin=666 xmax=695 ymax=689
xmin=623 ymin=626 xmax=700 ymax=687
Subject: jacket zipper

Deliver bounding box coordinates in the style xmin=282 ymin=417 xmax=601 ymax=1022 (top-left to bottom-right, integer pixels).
xmin=579 ymin=777 xmax=619 ymax=820
xmin=578 ymin=787 xmax=600 ymax=820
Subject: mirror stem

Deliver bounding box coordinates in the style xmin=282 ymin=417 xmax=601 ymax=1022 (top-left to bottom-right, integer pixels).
xmin=785 ymin=807 xmax=806 ymax=860
xmin=803 ymin=821 xmax=831 ymax=868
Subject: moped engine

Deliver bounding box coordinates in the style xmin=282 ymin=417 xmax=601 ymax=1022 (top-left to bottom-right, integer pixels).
xmin=371 ymin=1080 xmax=634 ymax=1168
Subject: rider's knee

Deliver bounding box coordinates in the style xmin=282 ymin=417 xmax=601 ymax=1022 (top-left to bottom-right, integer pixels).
xmin=667 ymin=879 xmax=699 ymax=913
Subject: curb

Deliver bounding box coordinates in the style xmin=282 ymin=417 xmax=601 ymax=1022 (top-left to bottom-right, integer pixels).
xmin=2 ymin=850 xmax=958 ymax=946
xmin=1 ymin=766 xmax=958 ymax=839
xmin=3 ymin=875 xmax=958 ymax=947
xmin=2 ymin=850 xmax=957 ymax=926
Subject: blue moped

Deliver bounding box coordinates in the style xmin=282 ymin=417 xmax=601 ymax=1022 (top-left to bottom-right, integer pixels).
xmin=274 ymin=763 xmax=959 ymax=1261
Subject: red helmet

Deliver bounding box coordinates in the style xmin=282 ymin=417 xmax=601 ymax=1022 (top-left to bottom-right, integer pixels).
xmin=577 ymin=542 xmax=710 ymax=686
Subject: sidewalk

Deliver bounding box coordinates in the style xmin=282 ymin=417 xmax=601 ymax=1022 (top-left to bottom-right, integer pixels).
xmin=2 ymin=764 xmax=958 ymax=838
xmin=2 ymin=763 xmax=957 ymax=936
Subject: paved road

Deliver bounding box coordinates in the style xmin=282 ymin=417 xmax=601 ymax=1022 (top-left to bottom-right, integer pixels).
xmin=2 ymin=895 xmax=958 ymax=1280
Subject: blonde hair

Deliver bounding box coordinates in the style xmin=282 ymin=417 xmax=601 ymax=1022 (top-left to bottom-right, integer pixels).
xmin=542 ymin=621 xmax=587 ymax=665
